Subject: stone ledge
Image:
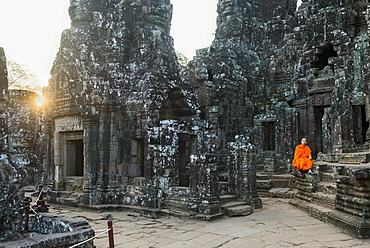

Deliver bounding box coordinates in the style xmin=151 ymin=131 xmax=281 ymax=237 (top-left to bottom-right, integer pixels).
xmin=0 ymin=213 xmax=94 ymax=248
xmin=289 ymin=199 xmax=370 ymax=238
xmin=268 ymin=188 xmax=297 ymax=198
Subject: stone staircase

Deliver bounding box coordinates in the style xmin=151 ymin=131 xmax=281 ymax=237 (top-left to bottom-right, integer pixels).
xmin=256 ymin=172 xmax=297 ymax=198
xmin=220 ymin=194 xmax=253 ymax=217
xmin=55 ymin=191 xmax=81 ymax=205
xmin=289 ymin=151 xmax=370 ymax=238
xmin=47 ymin=176 xmax=83 ymax=205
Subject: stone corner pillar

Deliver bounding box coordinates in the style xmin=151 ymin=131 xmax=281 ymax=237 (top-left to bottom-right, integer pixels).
xmin=189 ymin=154 xmax=221 ymax=217
xmin=332 ymin=165 xmax=370 ymax=238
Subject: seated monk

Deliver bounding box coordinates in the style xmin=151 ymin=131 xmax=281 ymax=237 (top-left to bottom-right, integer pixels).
xmin=292 ymin=138 xmax=315 ymax=176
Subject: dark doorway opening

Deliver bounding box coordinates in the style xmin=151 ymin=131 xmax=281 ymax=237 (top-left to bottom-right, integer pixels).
xmin=314 ymin=106 xmax=328 ymax=158
xmin=313 ymin=44 xmax=337 ymax=70
xmin=262 ymin=122 xmax=275 ymax=150
xmin=66 ymin=139 xmax=84 ymax=176
xmin=353 ymin=105 xmax=369 ymax=145
xmin=178 ymin=134 xmax=196 ymax=187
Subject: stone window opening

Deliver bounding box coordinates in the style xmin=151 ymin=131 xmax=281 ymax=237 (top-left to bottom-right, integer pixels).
xmin=262 ymin=122 xmax=275 ymax=151
xmin=129 ymin=138 xmax=145 ymax=177
xmin=313 ymin=44 xmax=337 ymax=71
xmin=353 ymin=105 xmax=369 ymax=145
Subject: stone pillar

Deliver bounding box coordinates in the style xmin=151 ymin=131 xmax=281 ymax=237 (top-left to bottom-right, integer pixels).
xmin=189 ymin=154 xmax=221 ymax=218
xmin=83 ymin=106 xmax=122 ymax=205
xmin=53 ymin=131 xmax=63 ymax=191
xmin=228 ymin=136 xmax=262 ymax=209
xmin=336 ymin=166 xmax=370 ymax=217
xmin=331 ymin=165 xmax=370 ymax=238
xmin=239 ymin=150 xmax=262 ymax=209
xmin=78 ymin=117 xmax=98 ymax=205
xmin=294 ymin=99 xmax=308 ymax=142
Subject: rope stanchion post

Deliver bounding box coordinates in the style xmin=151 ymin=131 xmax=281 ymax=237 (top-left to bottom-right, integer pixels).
xmin=24 ymin=200 xmax=30 ymax=231
xmin=108 ymin=220 xmax=114 ymax=248
xmin=36 ymin=184 xmax=49 ymax=212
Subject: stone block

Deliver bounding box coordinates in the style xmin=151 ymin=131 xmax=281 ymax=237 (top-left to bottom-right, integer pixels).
xmin=224 ymin=205 xmax=253 ymax=217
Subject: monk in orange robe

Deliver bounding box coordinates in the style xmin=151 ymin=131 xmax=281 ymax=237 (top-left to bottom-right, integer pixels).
xmin=292 ymin=138 xmax=314 ymax=176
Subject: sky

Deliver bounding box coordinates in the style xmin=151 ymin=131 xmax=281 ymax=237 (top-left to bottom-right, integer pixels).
xmin=0 ymin=0 xmax=301 ymax=89
xmin=0 ymin=0 xmax=218 ymax=88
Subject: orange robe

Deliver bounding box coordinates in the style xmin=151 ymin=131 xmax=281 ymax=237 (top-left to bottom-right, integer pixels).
xmin=292 ymin=144 xmax=313 ymax=171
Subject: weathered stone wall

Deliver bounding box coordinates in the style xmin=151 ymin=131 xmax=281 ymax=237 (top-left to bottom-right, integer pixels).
xmin=186 ymin=0 xmax=298 ymax=174
xmin=0 ymin=48 xmax=27 ymax=242
xmin=0 ymin=47 xmax=7 ymax=153
xmin=291 ymin=0 xmax=369 ymax=155
xmin=0 ymin=48 xmax=47 ymax=242
xmin=7 ymin=90 xmax=45 ymax=186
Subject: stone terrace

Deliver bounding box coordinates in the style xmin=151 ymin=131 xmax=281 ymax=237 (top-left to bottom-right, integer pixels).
xmin=49 ymin=198 xmax=370 ymax=248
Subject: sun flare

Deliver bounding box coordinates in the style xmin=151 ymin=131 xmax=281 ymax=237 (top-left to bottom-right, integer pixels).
xmin=36 ymin=96 xmax=44 ymax=106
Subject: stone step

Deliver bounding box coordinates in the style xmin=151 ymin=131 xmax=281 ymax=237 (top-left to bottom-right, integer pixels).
xmin=271 ymin=174 xmax=295 ymax=188
xmin=257 ymin=189 xmax=270 ymax=198
xmin=219 ymin=194 xmax=238 ymax=204
xmin=312 ymin=192 xmax=336 ymax=209
xmin=256 ymin=172 xmax=273 ymax=180
xmin=223 ymin=205 xmax=253 ymax=217
xmin=55 ymin=191 xmax=81 ymax=205
xmin=167 ymin=205 xmax=196 ymax=219
xmin=56 ymin=197 xmax=78 ymax=205
xmin=321 ymin=172 xmax=336 ymax=182
xmin=289 ymin=198 xmax=370 ymax=238
xmin=314 ymin=161 xmax=337 ymax=173
xmin=338 ymin=152 xmax=370 ymax=164
xmin=256 ymin=179 xmax=271 ymax=187
xmin=56 ymin=190 xmax=76 ymax=198
xmin=268 ymin=188 xmax=297 ymax=198
xmin=271 ymin=174 xmax=294 ymax=180
xmin=221 ymin=201 xmax=247 ymax=209
xmin=317 ymin=182 xmax=337 ymax=194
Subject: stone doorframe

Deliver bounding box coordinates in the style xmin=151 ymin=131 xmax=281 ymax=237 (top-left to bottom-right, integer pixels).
xmin=53 ymin=116 xmax=84 ymax=191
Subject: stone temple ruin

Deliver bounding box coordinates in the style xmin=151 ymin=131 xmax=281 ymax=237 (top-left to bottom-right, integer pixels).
xmin=4 ymin=0 xmax=370 ymax=243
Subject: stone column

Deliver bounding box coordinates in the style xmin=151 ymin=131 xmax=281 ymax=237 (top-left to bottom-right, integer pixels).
xmin=53 ymin=131 xmax=63 ymax=191
xmin=78 ymin=117 xmax=98 ymax=205
xmin=239 ymin=150 xmax=262 ymax=209
xmin=331 ymin=165 xmax=370 ymax=238
xmin=189 ymin=154 xmax=221 ymax=219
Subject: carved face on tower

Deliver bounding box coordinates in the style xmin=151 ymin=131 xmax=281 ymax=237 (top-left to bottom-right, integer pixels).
xmin=69 ymin=0 xmax=94 ymax=25
xmin=216 ymin=0 xmax=243 ymax=38
xmin=218 ymin=0 xmax=239 ymax=22
xmin=142 ymin=0 xmax=172 ymax=34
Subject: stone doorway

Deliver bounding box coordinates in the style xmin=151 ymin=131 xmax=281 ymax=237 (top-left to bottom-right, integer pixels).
xmin=63 ymin=132 xmax=84 ymax=177
xmin=353 ymin=105 xmax=369 ymax=145
xmin=178 ymin=134 xmax=196 ymax=187
xmin=314 ymin=106 xmax=328 ymax=158
xmin=66 ymin=139 xmax=84 ymax=176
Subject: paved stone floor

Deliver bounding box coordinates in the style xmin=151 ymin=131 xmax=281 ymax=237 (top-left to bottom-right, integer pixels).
xmin=51 ymin=198 xmax=370 ymax=248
